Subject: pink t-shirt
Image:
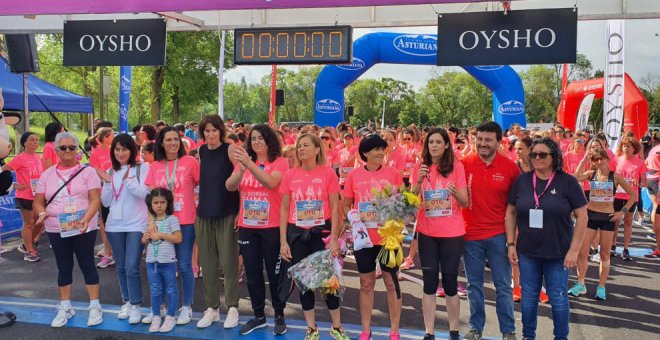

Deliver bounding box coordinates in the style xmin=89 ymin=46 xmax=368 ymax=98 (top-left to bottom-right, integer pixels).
xmin=90 ymin=147 xmax=112 ymax=171
xmin=401 ymin=144 xmax=421 ymax=178
xmin=36 ymin=164 xmax=101 ymax=233
xmin=284 ymin=134 xmax=296 ymax=146
xmin=236 ymin=157 xmax=289 ymax=229
xmin=338 ymin=146 xmax=358 ymax=186
xmin=563 ymin=150 xmax=586 ymax=174
xmin=614 ymin=155 xmax=647 ymax=200
xmin=279 ymin=166 xmax=340 ymax=228
xmin=646 ymin=145 xmax=660 ymax=180
xmin=42 ymin=142 xmax=59 ymax=168
xmin=411 ymin=162 xmax=467 ymax=238
xmin=145 ymin=156 xmax=200 ymax=225
xmin=8 ymin=152 xmax=44 ymax=200
xmin=560 ymin=139 xmax=572 ymax=153
xmin=385 ymin=147 xmax=405 ymax=171
xmin=326 ymin=148 xmax=340 ymax=167
xmin=342 ymin=165 xmax=402 ymax=244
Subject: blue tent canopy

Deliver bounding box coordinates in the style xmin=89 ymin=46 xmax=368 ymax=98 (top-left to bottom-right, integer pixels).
xmin=0 ymin=57 xmax=93 ymax=113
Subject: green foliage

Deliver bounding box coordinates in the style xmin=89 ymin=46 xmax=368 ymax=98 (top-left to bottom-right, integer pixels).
xmin=346 ymin=78 xmax=418 ymax=127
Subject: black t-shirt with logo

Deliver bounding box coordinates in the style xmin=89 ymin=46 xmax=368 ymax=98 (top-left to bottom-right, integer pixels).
xmin=508 ymin=171 xmax=587 ymax=259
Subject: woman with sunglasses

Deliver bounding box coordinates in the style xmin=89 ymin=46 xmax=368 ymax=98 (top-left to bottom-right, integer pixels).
xmin=279 ymin=133 xmax=349 ymax=340
xmin=411 ymin=128 xmax=468 ymax=340
xmin=338 ymin=133 xmax=358 ymax=189
xmin=2 ymin=132 xmax=44 ymax=262
xmin=613 ymin=136 xmax=647 ymax=260
xmin=320 ymin=129 xmax=340 ymax=170
xmin=342 ymin=134 xmax=403 ymax=340
xmin=33 ymin=132 xmax=103 ymax=328
xmin=226 ymin=124 xmax=289 ymax=335
xmin=401 ymin=129 xmax=420 ymax=188
xmin=505 ymin=138 xmax=588 ymax=340
xmin=570 ymin=149 xmax=637 ymax=300
xmin=145 ymin=126 xmax=200 ymax=325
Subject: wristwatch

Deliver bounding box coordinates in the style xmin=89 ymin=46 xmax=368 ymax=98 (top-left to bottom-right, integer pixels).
xmin=621 ymin=206 xmax=629 ymax=214
xmin=506 ymin=242 xmax=515 ymax=248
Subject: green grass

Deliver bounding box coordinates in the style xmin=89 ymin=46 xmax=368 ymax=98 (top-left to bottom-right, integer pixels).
xmin=6 ymin=125 xmax=90 ymax=163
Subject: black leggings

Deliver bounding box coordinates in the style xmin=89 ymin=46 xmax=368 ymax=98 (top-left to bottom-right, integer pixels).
xmin=418 ymin=233 xmax=464 ymax=296
xmin=47 ymin=230 xmax=99 ymax=287
xmin=239 ymin=227 xmax=285 ymax=317
xmin=288 ymin=223 xmax=340 ymax=312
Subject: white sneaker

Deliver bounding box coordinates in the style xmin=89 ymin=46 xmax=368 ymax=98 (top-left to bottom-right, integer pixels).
xmin=142 ymin=305 xmax=167 ymax=324
xmin=196 ymin=308 xmax=219 ymax=328
xmin=149 ymin=316 xmax=162 ymax=333
xmin=87 ymin=306 xmax=104 ymax=326
xmin=223 ymin=307 xmax=239 ymax=329
xmin=176 ymin=306 xmax=192 ymax=325
xmin=51 ymin=305 xmax=75 ymax=328
xmin=128 ymin=304 xmax=142 ymax=324
xmin=160 ymin=315 xmax=177 ymax=333
xmin=117 ymin=302 xmax=131 ymax=320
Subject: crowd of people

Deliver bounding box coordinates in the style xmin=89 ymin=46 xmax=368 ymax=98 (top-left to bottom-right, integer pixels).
xmin=4 ymin=116 xmax=660 ymax=340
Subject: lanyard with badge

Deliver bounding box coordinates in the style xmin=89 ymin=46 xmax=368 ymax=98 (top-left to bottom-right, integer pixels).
xmin=530 ymin=172 xmax=555 ymax=229
xmin=152 ymin=218 xmax=166 ymax=260
xmin=165 ymin=159 xmax=183 ymax=211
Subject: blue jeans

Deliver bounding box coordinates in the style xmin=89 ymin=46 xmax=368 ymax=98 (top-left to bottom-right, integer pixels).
xmin=146 ymin=262 xmax=178 ymax=317
xmin=106 ymin=231 xmax=144 ymax=305
xmin=518 ymin=253 xmax=570 ymax=340
xmin=174 ymin=224 xmax=195 ymax=306
xmin=463 ymin=233 xmax=515 ymax=334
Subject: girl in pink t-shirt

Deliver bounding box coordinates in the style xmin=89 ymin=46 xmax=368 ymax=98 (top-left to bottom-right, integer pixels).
xmin=3 ymin=132 xmax=44 ymax=261
xmin=226 ymin=124 xmax=289 ymax=329
xmin=278 ymin=133 xmax=349 ymax=339
xmin=341 ymin=134 xmax=403 ymax=339
xmin=410 ymin=128 xmax=469 ymax=338
xmin=613 ymin=137 xmax=648 ymax=260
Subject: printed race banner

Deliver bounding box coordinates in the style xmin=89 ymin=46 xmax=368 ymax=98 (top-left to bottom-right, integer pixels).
xmin=437 ymin=8 xmax=577 ymax=66
xmin=64 ymin=19 xmax=166 ymax=66
xmin=575 ymin=93 xmax=595 ymax=131
xmin=0 ymin=172 xmax=24 ymax=241
xmin=604 ymin=20 xmax=625 ymax=152
xmin=119 ymin=66 xmax=132 ymax=133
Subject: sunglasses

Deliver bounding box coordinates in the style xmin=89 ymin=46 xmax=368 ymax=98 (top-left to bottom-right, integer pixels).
xmin=321 ymin=136 xmax=331 ymax=140
xmin=530 ymin=152 xmax=551 ymax=159
xmin=591 ymin=157 xmax=604 ymax=162
xmin=575 ymin=140 xmax=585 ymax=144
xmin=404 ymin=138 xmax=412 ymax=141
xmin=58 ymin=145 xmax=77 ymax=152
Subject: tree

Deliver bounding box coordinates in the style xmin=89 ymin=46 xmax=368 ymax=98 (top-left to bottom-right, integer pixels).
xmin=521 ymin=66 xmax=559 ymax=123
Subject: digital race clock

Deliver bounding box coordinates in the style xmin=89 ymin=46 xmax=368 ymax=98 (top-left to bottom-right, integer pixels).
xmin=234 ymin=26 xmax=352 ymax=65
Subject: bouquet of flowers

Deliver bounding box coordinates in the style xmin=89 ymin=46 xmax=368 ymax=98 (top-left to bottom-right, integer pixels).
xmin=287 ymin=249 xmax=344 ymax=298
xmin=371 ymin=184 xmax=421 ymax=268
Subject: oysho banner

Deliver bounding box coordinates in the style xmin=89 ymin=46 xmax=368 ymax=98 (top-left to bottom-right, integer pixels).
xmin=64 ymin=19 xmax=166 ymax=66
xmin=604 ymin=20 xmax=625 ymax=152
xmin=437 ymin=8 xmax=577 ymax=66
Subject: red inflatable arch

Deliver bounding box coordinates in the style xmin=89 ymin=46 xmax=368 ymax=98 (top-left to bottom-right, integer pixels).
xmin=557 ymin=73 xmax=649 ymax=139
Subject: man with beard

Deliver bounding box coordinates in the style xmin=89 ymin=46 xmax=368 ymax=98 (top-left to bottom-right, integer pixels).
xmin=460 ymin=122 xmax=520 ymax=340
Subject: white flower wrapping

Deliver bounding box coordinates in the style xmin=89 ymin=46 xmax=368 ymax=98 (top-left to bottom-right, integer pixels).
xmin=287 ymin=249 xmax=345 ymax=298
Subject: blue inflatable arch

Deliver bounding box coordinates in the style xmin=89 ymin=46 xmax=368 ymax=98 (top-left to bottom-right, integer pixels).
xmin=314 ymin=32 xmax=526 ymax=129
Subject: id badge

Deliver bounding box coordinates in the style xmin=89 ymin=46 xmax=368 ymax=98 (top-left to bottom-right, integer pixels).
xmin=63 ymin=197 xmax=78 ymax=213
xmin=529 ymin=209 xmax=543 ymax=229
xmin=30 ymin=179 xmax=39 ymax=195
xmin=174 ymin=199 xmax=182 ymax=212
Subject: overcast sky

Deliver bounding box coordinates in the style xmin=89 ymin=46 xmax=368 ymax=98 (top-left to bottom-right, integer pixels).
xmin=225 ymin=19 xmax=660 ymax=89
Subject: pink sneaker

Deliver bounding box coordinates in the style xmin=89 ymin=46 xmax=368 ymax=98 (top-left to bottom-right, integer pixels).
xmin=359 ymin=331 xmax=372 ymax=340
xmin=436 ymin=287 xmax=446 ymax=297
xmin=97 ymin=256 xmax=115 ymax=268
xmin=457 ymin=283 xmax=467 ymax=296
xmin=389 ymin=331 xmax=400 ymax=340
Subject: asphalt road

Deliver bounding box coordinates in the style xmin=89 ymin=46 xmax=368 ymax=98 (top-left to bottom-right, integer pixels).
xmin=0 ymin=222 xmax=658 ymax=340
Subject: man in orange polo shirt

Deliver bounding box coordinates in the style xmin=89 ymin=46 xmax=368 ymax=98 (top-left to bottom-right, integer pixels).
xmin=461 ymin=121 xmax=520 ymax=340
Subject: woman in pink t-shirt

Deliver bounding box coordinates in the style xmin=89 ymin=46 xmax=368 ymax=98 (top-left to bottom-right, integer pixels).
xmin=337 ymin=133 xmax=357 ymax=188
xmin=410 ymin=128 xmax=468 ymax=340
xmin=42 ymin=122 xmax=64 ymax=169
xmin=401 ymin=129 xmax=421 ymax=187
xmin=613 ymin=136 xmax=647 ymax=260
xmin=278 ymin=133 xmax=349 ymax=340
xmin=89 ymin=127 xmax=115 ymax=268
xmin=320 ymin=129 xmax=340 ymax=170
xmin=145 ymin=126 xmax=200 ymax=324
xmin=32 ymin=132 xmax=103 ymax=328
xmin=342 ymin=134 xmax=403 ymax=339
xmin=226 ymin=124 xmax=289 ymax=334
xmin=3 ymin=132 xmax=44 ymax=261
xmin=382 ymin=130 xmax=405 ymax=179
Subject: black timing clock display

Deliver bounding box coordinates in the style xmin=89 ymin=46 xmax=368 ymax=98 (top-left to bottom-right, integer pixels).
xmin=234 ymin=26 xmax=352 ymax=65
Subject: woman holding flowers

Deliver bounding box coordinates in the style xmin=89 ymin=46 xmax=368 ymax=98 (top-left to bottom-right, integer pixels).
xmin=342 ymin=134 xmax=403 ymax=340
xmin=410 ymin=128 xmax=468 ymax=340
xmin=279 ymin=133 xmax=349 ymax=340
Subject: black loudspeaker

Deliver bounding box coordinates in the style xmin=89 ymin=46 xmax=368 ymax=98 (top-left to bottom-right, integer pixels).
xmin=346 ymin=105 xmax=354 ymax=117
xmin=275 ymin=89 xmax=284 ymax=106
xmin=5 ymin=34 xmax=40 ymax=73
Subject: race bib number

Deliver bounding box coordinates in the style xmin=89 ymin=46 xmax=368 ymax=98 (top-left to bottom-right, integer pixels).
xmin=403 ymin=162 xmax=414 ymax=177
xmin=339 ymin=167 xmax=352 ymax=185
xmin=194 ymin=185 xmax=200 ymax=208
xmin=423 ymin=189 xmax=452 ymax=217
xmin=59 ymin=209 xmax=86 ymax=238
xmin=295 ymin=200 xmax=324 ymax=227
xmin=589 ymin=181 xmax=614 ymax=202
xmin=358 ymin=201 xmax=379 ymax=229
xmin=30 ymin=179 xmax=39 ymax=195
xmin=243 ymin=200 xmax=270 ymax=226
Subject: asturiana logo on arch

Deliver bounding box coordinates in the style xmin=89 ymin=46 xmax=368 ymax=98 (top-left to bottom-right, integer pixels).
xmin=316 ymin=99 xmax=342 ymax=114
xmin=337 ymin=57 xmax=366 ymax=71
xmin=393 ymin=35 xmax=437 ymax=56
xmin=498 ymin=100 xmax=525 ymax=115
xmin=475 ymin=65 xmax=504 ymax=71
